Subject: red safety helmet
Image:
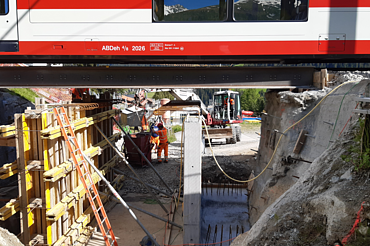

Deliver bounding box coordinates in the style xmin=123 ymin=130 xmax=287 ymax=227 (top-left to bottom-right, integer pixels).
xmin=157 ymin=123 xmax=163 ymax=128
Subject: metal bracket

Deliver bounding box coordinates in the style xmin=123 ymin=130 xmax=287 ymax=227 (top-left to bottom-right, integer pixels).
xmin=29 ymin=198 xmax=45 ymax=209
xmin=27 ymin=160 xmax=44 ymax=171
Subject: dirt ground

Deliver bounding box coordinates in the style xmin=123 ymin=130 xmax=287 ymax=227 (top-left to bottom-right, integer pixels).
xmin=88 ymin=123 xmax=261 ymax=246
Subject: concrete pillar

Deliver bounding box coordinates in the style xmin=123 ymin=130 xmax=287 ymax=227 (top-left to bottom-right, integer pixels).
xmin=183 ymin=117 xmax=202 ymax=244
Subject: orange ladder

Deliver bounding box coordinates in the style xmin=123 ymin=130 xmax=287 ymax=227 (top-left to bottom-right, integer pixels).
xmin=53 ymin=107 xmax=118 ymax=246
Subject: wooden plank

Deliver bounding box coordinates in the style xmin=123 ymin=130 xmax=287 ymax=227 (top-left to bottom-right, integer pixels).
xmin=42 ymin=128 xmax=120 ymax=182
xmin=40 ymin=109 xmax=120 ymax=139
xmin=202 ymin=128 xmax=233 ymax=139
xmin=29 ymin=118 xmax=42 ymax=235
xmin=0 ymin=199 xmax=19 ymax=221
xmin=0 ymin=125 xmax=15 ymax=133
xmin=74 ymin=226 xmax=94 ymax=246
xmin=53 ymin=195 xmax=109 ymax=246
xmin=16 ymin=114 xmax=30 ymax=244
xmin=293 ymin=130 xmax=308 ymax=154
xmin=36 ymin=116 xmax=47 ymax=235
xmin=45 ymin=156 xmax=117 ymax=222
xmin=0 ymin=161 xmax=17 ymax=173
xmin=0 ymin=164 xmax=18 ymax=174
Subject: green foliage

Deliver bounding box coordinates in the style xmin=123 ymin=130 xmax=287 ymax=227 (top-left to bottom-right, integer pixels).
xmin=341 ymin=116 xmax=370 ymax=171
xmin=143 ymin=199 xmax=158 ymax=204
xmin=167 ymin=128 xmax=177 ymax=143
xmin=152 ymin=91 xmax=174 ymax=101
xmin=195 ymin=88 xmax=266 ymax=113
xmin=146 ymin=92 xmax=155 ymax=98
xmin=172 ymin=125 xmax=182 ymax=133
xmin=7 ymin=88 xmax=39 ymax=103
xmin=240 ymin=122 xmax=261 ymax=134
xmin=194 ymin=89 xmax=219 ymax=106
xmin=347 ymin=226 xmax=370 ymax=246
xmin=236 ymin=89 xmax=266 ymax=113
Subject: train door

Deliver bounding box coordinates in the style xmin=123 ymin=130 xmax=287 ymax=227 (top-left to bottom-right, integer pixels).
xmin=0 ymin=0 xmax=18 ymax=52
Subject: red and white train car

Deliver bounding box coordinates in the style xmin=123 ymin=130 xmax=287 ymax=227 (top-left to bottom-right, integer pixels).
xmin=0 ymin=0 xmax=369 ymax=63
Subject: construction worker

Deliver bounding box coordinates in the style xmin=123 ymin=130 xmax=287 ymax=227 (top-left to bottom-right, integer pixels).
xmin=156 ymin=123 xmax=168 ymax=163
xmin=141 ymin=112 xmax=148 ymax=132
xmin=150 ymin=125 xmax=159 ymax=153
xmin=230 ymin=95 xmax=235 ymax=118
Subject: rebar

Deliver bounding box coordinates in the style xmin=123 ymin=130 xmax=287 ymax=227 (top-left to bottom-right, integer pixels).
xmin=213 ymin=225 xmax=218 ymax=244
xmin=112 ymin=117 xmax=173 ymax=193
xmin=94 ymin=125 xmax=168 ymax=214
xmin=206 ymin=225 xmax=211 ymax=245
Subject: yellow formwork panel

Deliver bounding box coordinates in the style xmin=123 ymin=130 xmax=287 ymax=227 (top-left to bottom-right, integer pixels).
xmin=53 ymin=195 xmax=109 ymax=246
xmin=42 ymin=133 xmax=120 ymax=182
xmin=45 ymin=156 xmax=117 ymax=222
xmin=40 ymin=109 xmax=119 ymax=140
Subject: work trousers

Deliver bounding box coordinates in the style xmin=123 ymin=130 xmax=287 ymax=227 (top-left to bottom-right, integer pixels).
xmin=157 ymin=142 xmax=168 ymax=162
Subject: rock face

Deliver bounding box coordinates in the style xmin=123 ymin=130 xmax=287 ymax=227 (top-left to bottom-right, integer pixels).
xmin=232 ymin=135 xmax=370 ymax=245
xmin=0 ymin=90 xmax=34 ymax=166
xmin=0 ymin=227 xmax=23 ymax=246
xmin=232 ymin=77 xmax=370 ymax=245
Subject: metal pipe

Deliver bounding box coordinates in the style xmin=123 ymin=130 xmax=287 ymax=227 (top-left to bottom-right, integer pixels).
xmin=101 ymin=191 xmax=182 ymax=229
xmin=112 ymin=117 xmax=173 ymax=193
xmin=94 ymin=125 xmax=168 ymax=214
xmin=112 ymin=168 xmax=173 ymax=198
xmin=79 ymin=151 xmax=160 ymax=246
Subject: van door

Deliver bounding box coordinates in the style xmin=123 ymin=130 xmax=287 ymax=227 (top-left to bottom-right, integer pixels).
xmin=0 ymin=0 xmax=18 ymax=52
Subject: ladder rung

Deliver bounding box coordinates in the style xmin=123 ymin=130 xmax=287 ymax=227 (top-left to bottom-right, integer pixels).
xmin=100 ymin=217 xmax=107 ymax=225
xmin=91 ymin=194 xmax=98 ymax=201
xmin=110 ymin=240 xmax=116 ymax=246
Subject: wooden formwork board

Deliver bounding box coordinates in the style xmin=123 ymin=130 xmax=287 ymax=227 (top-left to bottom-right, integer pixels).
xmin=6 ymin=97 xmax=118 ymax=246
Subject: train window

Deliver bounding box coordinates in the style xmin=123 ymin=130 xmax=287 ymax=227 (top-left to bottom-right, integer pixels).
xmin=0 ymin=0 xmax=9 ymax=15
xmin=234 ymin=0 xmax=308 ymax=21
xmin=153 ymin=0 xmax=227 ymax=22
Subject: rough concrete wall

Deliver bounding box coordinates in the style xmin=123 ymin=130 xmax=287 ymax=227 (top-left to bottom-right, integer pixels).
xmin=248 ymin=79 xmax=369 ymax=225
xmin=0 ymin=91 xmax=34 ymax=166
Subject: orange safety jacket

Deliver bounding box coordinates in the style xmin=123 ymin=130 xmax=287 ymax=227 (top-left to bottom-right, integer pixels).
xmin=157 ymin=128 xmax=168 ymax=143
xmin=230 ymin=99 xmax=235 ymax=105
xmin=141 ymin=115 xmax=148 ymax=131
